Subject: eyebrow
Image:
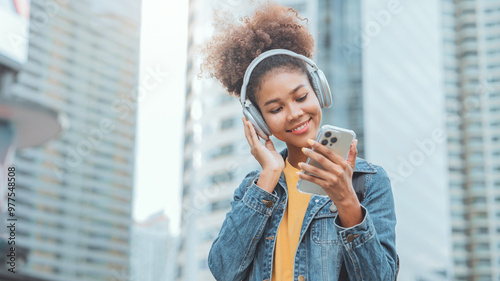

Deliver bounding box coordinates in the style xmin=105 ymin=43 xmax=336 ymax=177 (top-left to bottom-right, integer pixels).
xmin=263 ymin=84 xmax=305 ymax=106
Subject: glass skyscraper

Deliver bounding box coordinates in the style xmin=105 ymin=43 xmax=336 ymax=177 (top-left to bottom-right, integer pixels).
xmin=0 ymin=0 xmax=141 ymax=280
xmin=444 ymin=0 xmax=500 ymax=280
xmin=131 ymin=211 xmax=177 ymax=281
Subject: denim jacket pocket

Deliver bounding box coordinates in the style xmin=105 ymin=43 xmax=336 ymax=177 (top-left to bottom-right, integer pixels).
xmin=311 ymin=209 xmax=339 ymax=244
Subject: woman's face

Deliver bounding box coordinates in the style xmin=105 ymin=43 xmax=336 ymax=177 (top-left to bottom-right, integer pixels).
xmin=256 ymin=69 xmax=322 ymax=150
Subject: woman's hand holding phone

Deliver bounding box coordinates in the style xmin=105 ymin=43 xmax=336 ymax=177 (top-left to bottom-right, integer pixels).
xmin=242 ymin=118 xmax=284 ymax=193
xmin=298 ymin=138 xmax=363 ymax=227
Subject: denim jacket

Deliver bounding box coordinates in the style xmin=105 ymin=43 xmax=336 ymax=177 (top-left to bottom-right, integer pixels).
xmin=208 ymin=149 xmax=398 ymax=281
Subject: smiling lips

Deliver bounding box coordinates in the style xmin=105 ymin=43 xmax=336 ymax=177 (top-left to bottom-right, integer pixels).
xmin=287 ymin=118 xmax=311 ymax=135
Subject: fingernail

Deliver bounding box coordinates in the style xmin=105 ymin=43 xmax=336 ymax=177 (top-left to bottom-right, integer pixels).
xmin=301 ymin=147 xmax=308 ymax=153
xmin=307 ymin=139 xmax=314 ymax=146
xmin=298 ymin=162 xmax=304 ymax=167
xmin=296 ymin=171 xmax=302 ymax=176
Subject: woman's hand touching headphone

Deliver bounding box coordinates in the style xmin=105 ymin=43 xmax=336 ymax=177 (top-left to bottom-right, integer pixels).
xmin=242 ymin=117 xmax=284 ymax=193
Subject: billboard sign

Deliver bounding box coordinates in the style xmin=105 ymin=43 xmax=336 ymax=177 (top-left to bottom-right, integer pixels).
xmin=0 ymin=0 xmax=30 ymax=70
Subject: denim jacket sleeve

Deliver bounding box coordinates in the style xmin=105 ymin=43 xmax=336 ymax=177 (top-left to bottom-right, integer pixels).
xmin=208 ymin=170 xmax=279 ymax=281
xmin=333 ymin=165 xmax=398 ymax=280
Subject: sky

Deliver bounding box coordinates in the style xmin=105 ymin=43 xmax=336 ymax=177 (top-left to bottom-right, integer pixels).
xmin=133 ymin=0 xmax=189 ymax=235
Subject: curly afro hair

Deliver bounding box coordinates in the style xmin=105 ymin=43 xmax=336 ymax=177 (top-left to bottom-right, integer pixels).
xmin=200 ymin=1 xmax=315 ymax=106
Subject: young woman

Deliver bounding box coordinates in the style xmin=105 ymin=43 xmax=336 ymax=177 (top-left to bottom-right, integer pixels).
xmin=201 ymin=2 xmax=398 ymax=280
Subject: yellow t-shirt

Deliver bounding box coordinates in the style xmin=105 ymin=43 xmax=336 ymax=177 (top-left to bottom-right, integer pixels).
xmin=271 ymin=158 xmax=312 ymax=281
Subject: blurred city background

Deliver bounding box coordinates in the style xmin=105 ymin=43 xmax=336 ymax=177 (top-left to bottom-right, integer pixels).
xmin=0 ymin=0 xmax=499 ymax=280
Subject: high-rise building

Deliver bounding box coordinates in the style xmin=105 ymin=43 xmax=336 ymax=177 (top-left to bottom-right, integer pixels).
xmin=314 ymin=0 xmax=366 ymax=157
xmin=178 ymin=2 xmax=257 ymax=279
xmin=443 ymin=1 xmax=500 ymax=280
xmin=0 ymin=1 xmax=61 ymax=280
xmin=131 ymin=211 xmax=177 ymax=281
xmin=1 ymin=0 xmax=142 ymax=280
xmin=360 ymin=1 xmax=452 ymax=279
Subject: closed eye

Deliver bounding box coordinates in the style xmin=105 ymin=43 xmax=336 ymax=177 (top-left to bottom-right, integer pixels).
xmin=270 ymin=107 xmax=283 ymax=114
xmin=297 ymin=93 xmax=308 ymax=102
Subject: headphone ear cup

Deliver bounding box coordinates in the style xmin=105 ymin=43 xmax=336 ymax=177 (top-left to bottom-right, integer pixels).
xmin=316 ymin=69 xmax=332 ymax=108
xmin=308 ymin=71 xmax=326 ymax=108
xmin=243 ymin=105 xmax=272 ymax=139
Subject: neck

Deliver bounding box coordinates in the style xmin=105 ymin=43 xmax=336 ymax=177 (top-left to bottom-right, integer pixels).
xmin=286 ymin=144 xmax=308 ymax=169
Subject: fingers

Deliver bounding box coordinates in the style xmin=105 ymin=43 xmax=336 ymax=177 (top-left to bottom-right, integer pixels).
xmin=242 ymin=118 xmax=261 ymax=144
xmin=264 ymin=139 xmax=277 ymax=152
xmin=346 ymin=139 xmax=358 ymax=171
xmin=297 ymin=170 xmax=327 ymax=187
xmin=306 ymin=139 xmax=345 ymax=165
xmin=242 ymin=118 xmax=254 ymax=147
xmin=303 ymin=141 xmax=345 ymax=173
xmin=298 ymin=161 xmax=328 ymax=180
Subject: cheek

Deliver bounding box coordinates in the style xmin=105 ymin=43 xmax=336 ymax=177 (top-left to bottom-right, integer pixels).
xmin=262 ymin=113 xmax=284 ymax=134
xmin=307 ymin=98 xmax=322 ymax=115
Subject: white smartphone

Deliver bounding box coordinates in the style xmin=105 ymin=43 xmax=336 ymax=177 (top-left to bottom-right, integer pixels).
xmin=296 ymin=125 xmax=356 ymax=196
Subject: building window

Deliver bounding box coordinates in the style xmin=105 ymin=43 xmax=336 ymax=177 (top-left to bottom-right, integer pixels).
xmin=220 ymin=144 xmax=233 ymax=156
xmin=461 ymin=9 xmax=475 ymax=15
xmin=471 ymin=196 xmax=486 ymax=204
xmin=199 ymin=258 xmax=208 ymax=270
xmin=208 ymin=144 xmax=234 ymax=160
xmin=218 ymin=95 xmax=234 ymax=105
xmin=461 ymin=36 xmax=476 ymax=43
xmin=476 ymin=227 xmax=489 ymax=234
xmin=185 ymin=133 xmax=193 ymax=145
xmin=211 ymin=171 xmax=233 ymax=185
xmin=485 ymin=21 xmax=500 ymax=27
xmin=476 ymin=242 xmax=489 ymax=250
xmin=476 ymin=259 xmax=490 ymax=266
xmin=460 ymin=23 xmax=476 ymax=29
xmin=460 ymin=51 xmax=478 ymax=58
xmin=210 ymin=199 xmax=230 ymax=212
xmin=485 ymin=7 xmax=500 ymax=13
xmin=183 ymin=159 xmax=192 ymax=170
xmin=220 ymin=117 xmax=235 ymax=130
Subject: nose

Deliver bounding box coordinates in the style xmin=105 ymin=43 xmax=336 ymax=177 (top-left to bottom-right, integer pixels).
xmin=287 ymin=102 xmax=304 ymax=121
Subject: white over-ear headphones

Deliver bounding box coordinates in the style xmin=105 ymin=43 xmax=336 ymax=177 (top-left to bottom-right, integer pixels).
xmin=240 ymin=49 xmax=332 ymax=140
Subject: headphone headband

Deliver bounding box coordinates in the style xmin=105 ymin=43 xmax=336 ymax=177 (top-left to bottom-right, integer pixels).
xmin=240 ymin=49 xmax=318 ymax=106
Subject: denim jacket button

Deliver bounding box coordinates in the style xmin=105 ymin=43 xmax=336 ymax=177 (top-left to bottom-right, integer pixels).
xmin=346 ymin=234 xmax=359 ymax=243
xmin=298 ymin=275 xmax=305 ymax=281
xmin=263 ymin=200 xmax=273 ymax=208
xmin=329 ymin=204 xmax=337 ymax=213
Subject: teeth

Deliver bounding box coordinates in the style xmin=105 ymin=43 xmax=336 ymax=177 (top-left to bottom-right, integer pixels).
xmin=292 ymin=122 xmax=307 ymax=132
